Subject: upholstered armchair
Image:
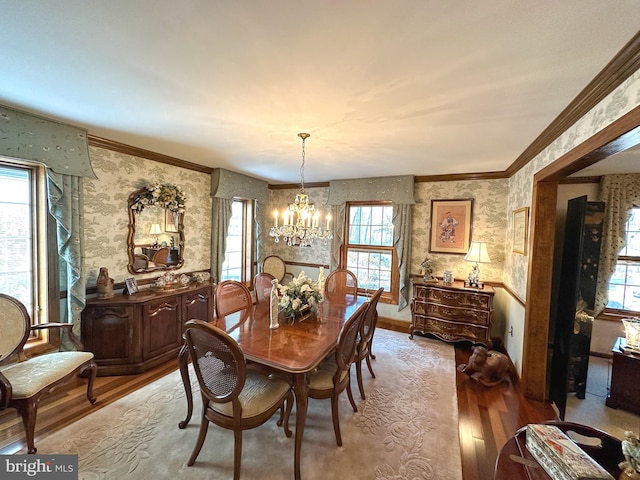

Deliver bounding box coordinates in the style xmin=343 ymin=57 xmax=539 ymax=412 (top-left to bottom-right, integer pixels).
xmin=0 ymin=294 xmax=97 ymax=453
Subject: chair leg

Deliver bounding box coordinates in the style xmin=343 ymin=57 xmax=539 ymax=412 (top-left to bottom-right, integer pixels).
xmin=356 ymin=358 xmax=366 ymax=400
xmin=347 ymin=380 xmax=358 ymax=413
xmin=365 ymin=353 xmax=376 ymax=378
xmin=233 ymin=429 xmax=243 ymax=480
xmin=277 ymin=392 xmax=293 ymax=438
xmin=82 ymin=362 xmax=98 ymax=404
xmin=187 ymin=414 xmax=210 ymax=466
xmin=16 ymin=398 xmax=38 ymax=454
xmin=330 ymin=394 xmax=343 ymax=447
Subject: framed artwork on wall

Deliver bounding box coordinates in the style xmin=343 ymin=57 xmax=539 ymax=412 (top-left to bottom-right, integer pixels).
xmin=165 ymin=210 xmax=179 ymax=233
xmin=429 ymin=198 xmax=473 ymax=254
xmin=512 ymin=207 xmax=529 ymax=255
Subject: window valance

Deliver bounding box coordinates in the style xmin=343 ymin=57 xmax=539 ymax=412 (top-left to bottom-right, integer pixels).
xmin=211 ymin=167 xmax=268 ymax=204
xmin=0 ymin=104 xmax=95 ymax=178
xmin=327 ymin=175 xmax=416 ymax=205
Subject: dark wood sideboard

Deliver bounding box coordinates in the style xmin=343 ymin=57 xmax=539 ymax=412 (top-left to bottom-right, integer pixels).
xmin=81 ymin=281 xmax=214 ymax=376
xmin=410 ymin=280 xmax=494 ymax=347
xmin=606 ymin=336 xmax=640 ymax=415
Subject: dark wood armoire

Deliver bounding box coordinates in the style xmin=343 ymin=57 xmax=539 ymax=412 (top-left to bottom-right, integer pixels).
xmin=549 ymin=195 xmax=605 ymax=419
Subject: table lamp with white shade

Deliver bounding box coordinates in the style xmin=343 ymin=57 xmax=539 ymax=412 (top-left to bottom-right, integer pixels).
xmin=149 ymin=223 xmax=162 ymax=247
xmin=464 ymin=241 xmax=491 ymax=288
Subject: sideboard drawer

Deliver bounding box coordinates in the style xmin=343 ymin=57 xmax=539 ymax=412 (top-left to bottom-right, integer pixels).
xmin=426 ymin=287 xmax=492 ymax=310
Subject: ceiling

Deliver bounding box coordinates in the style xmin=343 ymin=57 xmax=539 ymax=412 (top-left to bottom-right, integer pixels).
xmin=1 ymin=2 xmax=639 ymax=184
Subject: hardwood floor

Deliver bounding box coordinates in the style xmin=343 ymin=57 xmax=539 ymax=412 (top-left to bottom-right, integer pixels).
xmin=0 ymin=324 xmax=557 ymax=479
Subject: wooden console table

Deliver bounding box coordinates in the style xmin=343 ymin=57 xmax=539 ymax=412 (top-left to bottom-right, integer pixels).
xmin=606 ymin=336 xmax=640 ymax=415
xmin=410 ymin=280 xmax=494 ymax=346
xmin=81 ymin=281 xmax=213 ymax=375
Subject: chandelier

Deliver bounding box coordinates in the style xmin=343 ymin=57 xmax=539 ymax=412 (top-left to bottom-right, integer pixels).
xmin=269 ymin=133 xmax=333 ymax=247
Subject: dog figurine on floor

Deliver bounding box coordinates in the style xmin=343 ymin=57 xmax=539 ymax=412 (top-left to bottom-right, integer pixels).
xmin=458 ymin=345 xmax=513 ymax=387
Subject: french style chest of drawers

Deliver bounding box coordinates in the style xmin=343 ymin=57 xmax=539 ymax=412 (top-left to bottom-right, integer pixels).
xmin=410 ymin=280 xmax=494 ymax=346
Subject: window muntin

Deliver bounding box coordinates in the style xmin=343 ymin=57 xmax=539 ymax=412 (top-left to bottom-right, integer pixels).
xmin=607 ymin=207 xmax=640 ymax=312
xmin=221 ymin=199 xmax=254 ymax=284
xmin=344 ymin=203 xmax=397 ymax=300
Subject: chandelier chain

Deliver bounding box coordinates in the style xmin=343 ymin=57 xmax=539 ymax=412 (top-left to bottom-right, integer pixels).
xmin=299 ymin=133 xmax=307 ymax=192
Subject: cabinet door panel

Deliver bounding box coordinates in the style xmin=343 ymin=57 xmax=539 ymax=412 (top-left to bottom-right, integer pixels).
xmin=182 ymin=287 xmax=212 ymax=324
xmin=81 ymin=306 xmax=139 ymax=363
xmin=144 ymin=298 xmax=182 ymax=359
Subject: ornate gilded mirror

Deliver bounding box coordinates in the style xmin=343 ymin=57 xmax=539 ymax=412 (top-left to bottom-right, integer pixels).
xmin=127 ymin=184 xmax=185 ymax=274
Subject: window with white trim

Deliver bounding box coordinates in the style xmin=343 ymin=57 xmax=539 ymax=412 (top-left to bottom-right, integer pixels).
xmin=343 ymin=202 xmax=398 ymax=302
xmin=607 ymin=207 xmax=640 ymax=312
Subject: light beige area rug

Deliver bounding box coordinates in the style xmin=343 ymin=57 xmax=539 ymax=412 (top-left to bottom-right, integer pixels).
xmin=24 ymin=329 xmax=462 ymax=480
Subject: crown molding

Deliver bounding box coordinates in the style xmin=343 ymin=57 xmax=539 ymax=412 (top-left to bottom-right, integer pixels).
xmin=88 ymin=135 xmax=214 ymax=174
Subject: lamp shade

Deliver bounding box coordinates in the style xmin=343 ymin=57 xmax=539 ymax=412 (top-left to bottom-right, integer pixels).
xmin=149 ymin=223 xmax=162 ymax=235
xmin=464 ymin=241 xmax=491 ymax=264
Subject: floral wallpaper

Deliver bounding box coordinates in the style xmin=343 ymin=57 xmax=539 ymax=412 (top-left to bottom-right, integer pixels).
xmin=505 ymin=69 xmax=640 ymax=301
xmin=412 ymin=179 xmax=508 ymax=282
xmin=262 ymin=179 xmax=509 ymax=284
xmin=82 ymin=146 xmax=211 ymax=287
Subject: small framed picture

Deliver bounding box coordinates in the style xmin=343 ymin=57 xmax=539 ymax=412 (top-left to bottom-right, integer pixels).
xmin=124 ymin=277 xmax=139 ymax=295
xmin=429 ymin=198 xmax=473 ymax=254
xmin=165 ymin=210 xmax=179 ymax=233
xmin=512 ymin=207 xmax=529 ymax=255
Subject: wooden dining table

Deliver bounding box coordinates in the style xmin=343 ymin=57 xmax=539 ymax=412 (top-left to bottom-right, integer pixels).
xmin=178 ymin=294 xmax=368 ymax=480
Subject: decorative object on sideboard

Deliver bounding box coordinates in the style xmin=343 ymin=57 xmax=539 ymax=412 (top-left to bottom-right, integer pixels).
xmin=457 ymin=345 xmax=513 ymax=387
xmin=269 ymin=133 xmax=333 ymax=247
xmin=151 ymin=271 xmax=192 ymax=291
xmin=190 ymin=272 xmax=211 ymax=284
xmin=96 ymin=267 xmax=114 ymax=299
xmin=463 ymin=240 xmax=491 ymax=288
xmin=123 ymin=277 xmax=138 ymax=295
xmin=420 ymin=256 xmax=438 ymax=283
xmin=442 ymin=270 xmax=453 ymax=285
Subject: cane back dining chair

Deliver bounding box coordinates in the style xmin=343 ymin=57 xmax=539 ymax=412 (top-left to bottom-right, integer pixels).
xmin=324 ymin=268 xmax=358 ymax=300
xmin=355 ymin=288 xmax=384 ymax=400
xmin=307 ymin=300 xmax=369 ymax=447
xmin=261 ymin=255 xmax=293 ymax=285
xmin=151 ymin=246 xmax=170 ymax=265
xmin=215 ymin=280 xmax=253 ymax=318
xmin=0 ymin=293 xmax=97 ymax=454
xmin=253 ymin=272 xmax=276 ymax=304
xmin=183 ymin=320 xmax=293 ymax=479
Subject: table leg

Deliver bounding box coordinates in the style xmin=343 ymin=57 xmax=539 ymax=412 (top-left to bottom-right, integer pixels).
xmin=178 ymin=340 xmax=193 ymax=429
xmin=292 ymin=372 xmax=309 ymax=480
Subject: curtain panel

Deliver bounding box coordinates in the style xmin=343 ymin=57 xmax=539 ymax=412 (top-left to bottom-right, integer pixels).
xmin=1 ymin=105 xmax=95 ymax=334
xmin=210 ymin=168 xmax=269 ymax=281
xmin=595 ymin=174 xmax=640 ymax=314
xmin=327 ymin=175 xmax=416 ymax=310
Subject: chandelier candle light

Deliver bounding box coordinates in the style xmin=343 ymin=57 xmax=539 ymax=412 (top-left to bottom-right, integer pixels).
xmin=270 ymin=133 xmax=333 ymax=247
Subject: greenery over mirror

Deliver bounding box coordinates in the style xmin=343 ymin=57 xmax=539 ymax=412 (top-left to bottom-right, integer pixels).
xmin=127 ymin=183 xmax=186 ymax=274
